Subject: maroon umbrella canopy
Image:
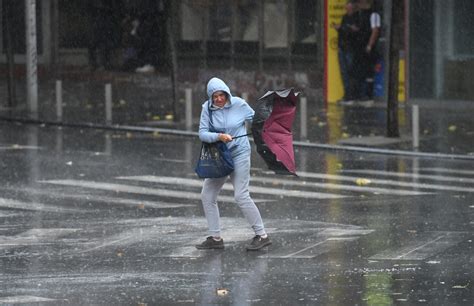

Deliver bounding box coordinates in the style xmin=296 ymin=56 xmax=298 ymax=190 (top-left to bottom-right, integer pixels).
xmin=251 ymin=89 xmax=298 ymax=175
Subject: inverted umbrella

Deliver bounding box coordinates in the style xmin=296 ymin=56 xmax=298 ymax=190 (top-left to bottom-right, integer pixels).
xmin=251 ymin=88 xmax=299 ymax=175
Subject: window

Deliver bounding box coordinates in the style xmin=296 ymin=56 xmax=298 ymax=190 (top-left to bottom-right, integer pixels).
xmin=180 ymin=0 xmax=206 ymax=40
xmin=235 ymin=0 xmax=259 ymax=41
xmin=453 ymin=0 xmax=474 ymax=57
xmin=264 ymin=0 xmax=288 ymax=48
xmin=208 ymin=0 xmax=232 ymax=41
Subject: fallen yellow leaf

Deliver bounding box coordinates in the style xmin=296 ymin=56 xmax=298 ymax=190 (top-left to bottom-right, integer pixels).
xmin=216 ymin=288 xmax=229 ymax=296
xmin=355 ymin=178 xmax=371 ymax=186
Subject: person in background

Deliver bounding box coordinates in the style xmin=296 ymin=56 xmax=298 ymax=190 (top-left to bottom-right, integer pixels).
xmin=357 ymin=0 xmax=382 ymax=100
xmin=121 ymin=13 xmax=141 ymax=72
xmin=195 ymin=77 xmax=271 ymax=251
xmin=87 ymin=0 xmax=119 ymax=71
xmin=331 ymin=1 xmax=360 ymax=102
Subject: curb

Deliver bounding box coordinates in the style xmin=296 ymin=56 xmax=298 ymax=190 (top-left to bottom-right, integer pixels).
xmin=2 ymin=117 xmax=474 ymax=161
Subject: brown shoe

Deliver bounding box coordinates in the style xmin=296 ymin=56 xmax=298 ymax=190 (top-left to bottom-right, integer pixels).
xmin=195 ymin=236 xmax=224 ymax=250
xmin=246 ymin=235 xmax=271 ymax=251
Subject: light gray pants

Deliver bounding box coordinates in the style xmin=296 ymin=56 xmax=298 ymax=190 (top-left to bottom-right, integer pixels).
xmin=201 ymin=154 xmax=266 ymax=237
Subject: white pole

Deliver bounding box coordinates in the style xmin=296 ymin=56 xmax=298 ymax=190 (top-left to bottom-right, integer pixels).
xmin=25 ymin=0 xmax=38 ymax=119
xmin=242 ymin=92 xmax=249 ymax=102
xmin=105 ymin=83 xmax=112 ymax=125
xmin=185 ymin=88 xmax=192 ymax=131
xmin=412 ymin=104 xmax=419 ymax=149
xmin=300 ymin=97 xmax=308 ymax=140
xmin=55 ymin=80 xmax=62 ymax=121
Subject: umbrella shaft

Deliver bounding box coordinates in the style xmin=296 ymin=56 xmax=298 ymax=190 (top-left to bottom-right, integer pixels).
xmin=232 ymin=133 xmax=252 ymax=139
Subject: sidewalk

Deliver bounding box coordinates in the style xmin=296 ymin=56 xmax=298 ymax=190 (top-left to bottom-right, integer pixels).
xmin=1 ymin=69 xmax=473 ymax=156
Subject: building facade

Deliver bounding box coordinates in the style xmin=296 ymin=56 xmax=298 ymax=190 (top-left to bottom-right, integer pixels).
xmin=1 ymin=0 xmax=473 ymax=101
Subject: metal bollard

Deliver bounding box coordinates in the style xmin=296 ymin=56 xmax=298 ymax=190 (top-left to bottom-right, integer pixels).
xmin=185 ymin=88 xmax=193 ymax=131
xmin=300 ymin=96 xmax=308 ymax=140
xmin=105 ymin=83 xmax=112 ymax=125
xmin=55 ymin=80 xmax=63 ymax=121
xmin=412 ymin=104 xmax=419 ymax=149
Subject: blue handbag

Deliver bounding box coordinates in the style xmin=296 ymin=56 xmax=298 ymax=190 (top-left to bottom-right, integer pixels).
xmin=194 ymin=103 xmax=235 ymax=179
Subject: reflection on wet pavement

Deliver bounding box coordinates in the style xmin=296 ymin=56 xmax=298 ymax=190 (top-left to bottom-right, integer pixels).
xmin=0 ymin=122 xmax=472 ymax=305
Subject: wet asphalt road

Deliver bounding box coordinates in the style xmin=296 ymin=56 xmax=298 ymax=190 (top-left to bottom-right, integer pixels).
xmin=0 ymin=122 xmax=472 ymax=305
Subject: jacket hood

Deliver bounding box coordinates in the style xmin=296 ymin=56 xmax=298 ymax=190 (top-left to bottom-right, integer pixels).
xmin=206 ymin=77 xmax=232 ymax=101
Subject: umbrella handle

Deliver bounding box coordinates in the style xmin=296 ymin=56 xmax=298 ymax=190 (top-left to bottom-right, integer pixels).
xmin=232 ymin=133 xmax=252 ymax=139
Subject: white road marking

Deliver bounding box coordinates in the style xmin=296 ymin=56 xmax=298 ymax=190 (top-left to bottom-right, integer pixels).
xmin=419 ymin=167 xmax=474 ymax=176
xmin=262 ymin=228 xmax=374 ymax=259
xmin=0 ymin=197 xmax=81 ymax=213
xmin=294 ymin=171 xmax=474 ymax=193
xmin=249 ymin=176 xmax=430 ymax=196
xmin=155 ymin=158 xmax=189 ymax=163
xmin=370 ymin=231 xmax=468 ymax=260
xmin=117 ymin=176 xmax=347 ymax=199
xmin=395 ymin=235 xmax=445 ymax=259
xmin=77 ymin=235 xmax=133 ymax=254
xmin=280 ymin=240 xmax=328 ymax=258
xmin=39 ymin=180 xmax=239 ymax=203
xmin=6 ymin=187 xmax=194 ymax=209
xmin=341 ymin=169 xmax=474 ymax=184
xmin=0 ymin=228 xmax=80 ymax=249
xmin=0 ymin=145 xmax=41 ymax=150
xmin=0 ymin=296 xmax=58 ymax=303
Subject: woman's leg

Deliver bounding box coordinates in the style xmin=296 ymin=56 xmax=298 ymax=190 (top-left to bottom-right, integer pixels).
xmin=201 ymin=177 xmax=227 ymax=237
xmin=230 ymin=155 xmax=266 ymax=236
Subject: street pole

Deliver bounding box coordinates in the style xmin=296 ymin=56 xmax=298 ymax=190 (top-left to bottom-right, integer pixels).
xmin=25 ymin=0 xmax=38 ymax=119
xmin=166 ymin=0 xmax=179 ymax=122
xmin=385 ymin=0 xmax=402 ymax=137
xmin=3 ymin=0 xmax=16 ymax=109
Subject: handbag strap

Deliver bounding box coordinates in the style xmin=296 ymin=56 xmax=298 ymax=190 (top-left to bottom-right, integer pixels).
xmin=208 ymin=101 xmax=219 ymax=133
xmin=208 ymin=101 xmax=252 ymax=139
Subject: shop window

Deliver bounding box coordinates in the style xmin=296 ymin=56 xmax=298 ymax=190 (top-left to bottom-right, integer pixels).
xmin=235 ymin=0 xmax=259 ymax=41
xmin=295 ymin=0 xmax=317 ymax=44
xmin=263 ymin=0 xmax=288 ymax=48
xmin=180 ymin=0 xmax=205 ymax=40
xmin=2 ymin=0 xmax=42 ymax=53
xmin=453 ymin=0 xmax=474 ymax=57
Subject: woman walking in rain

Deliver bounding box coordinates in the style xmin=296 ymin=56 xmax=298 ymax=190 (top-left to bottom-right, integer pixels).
xmin=195 ymin=77 xmax=271 ymax=251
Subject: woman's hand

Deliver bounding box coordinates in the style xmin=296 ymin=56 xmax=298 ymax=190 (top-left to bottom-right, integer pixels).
xmin=218 ymin=133 xmax=233 ymax=143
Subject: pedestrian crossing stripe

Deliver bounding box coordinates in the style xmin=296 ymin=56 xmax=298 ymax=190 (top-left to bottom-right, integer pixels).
xmin=0 ymin=228 xmax=80 ymax=249
xmin=417 ymin=167 xmax=474 ymax=176
xmin=38 ymin=180 xmax=270 ymax=203
xmin=118 ymin=175 xmax=429 ymax=196
xmin=0 ymin=296 xmax=59 ymax=304
xmin=341 ymin=169 xmax=474 ymax=184
xmin=39 ymin=180 xmax=235 ymax=202
xmin=369 ymin=231 xmax=469 ymax=260
xmin=0 ymin=145 xmax=41 ymax=150
xmin=116 ymin=176 xmax=347 ymax=199
xmin=5 ymin=186 xmax=194 ymax=209
xmin=0 ymin=197 xmax=81 ymax=213
xmin=249 ymin=176 xmax=430 ymax=196
xmin=292 ymin=171 xmax=474 ymax=193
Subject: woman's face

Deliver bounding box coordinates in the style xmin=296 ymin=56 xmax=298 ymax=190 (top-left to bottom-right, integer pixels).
xmin=212 ymin=91 xmax=227 ymax=108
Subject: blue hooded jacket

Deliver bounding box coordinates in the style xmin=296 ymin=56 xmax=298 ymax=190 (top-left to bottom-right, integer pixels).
xmin=199 ymin=77 xmax=254 ymax=157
